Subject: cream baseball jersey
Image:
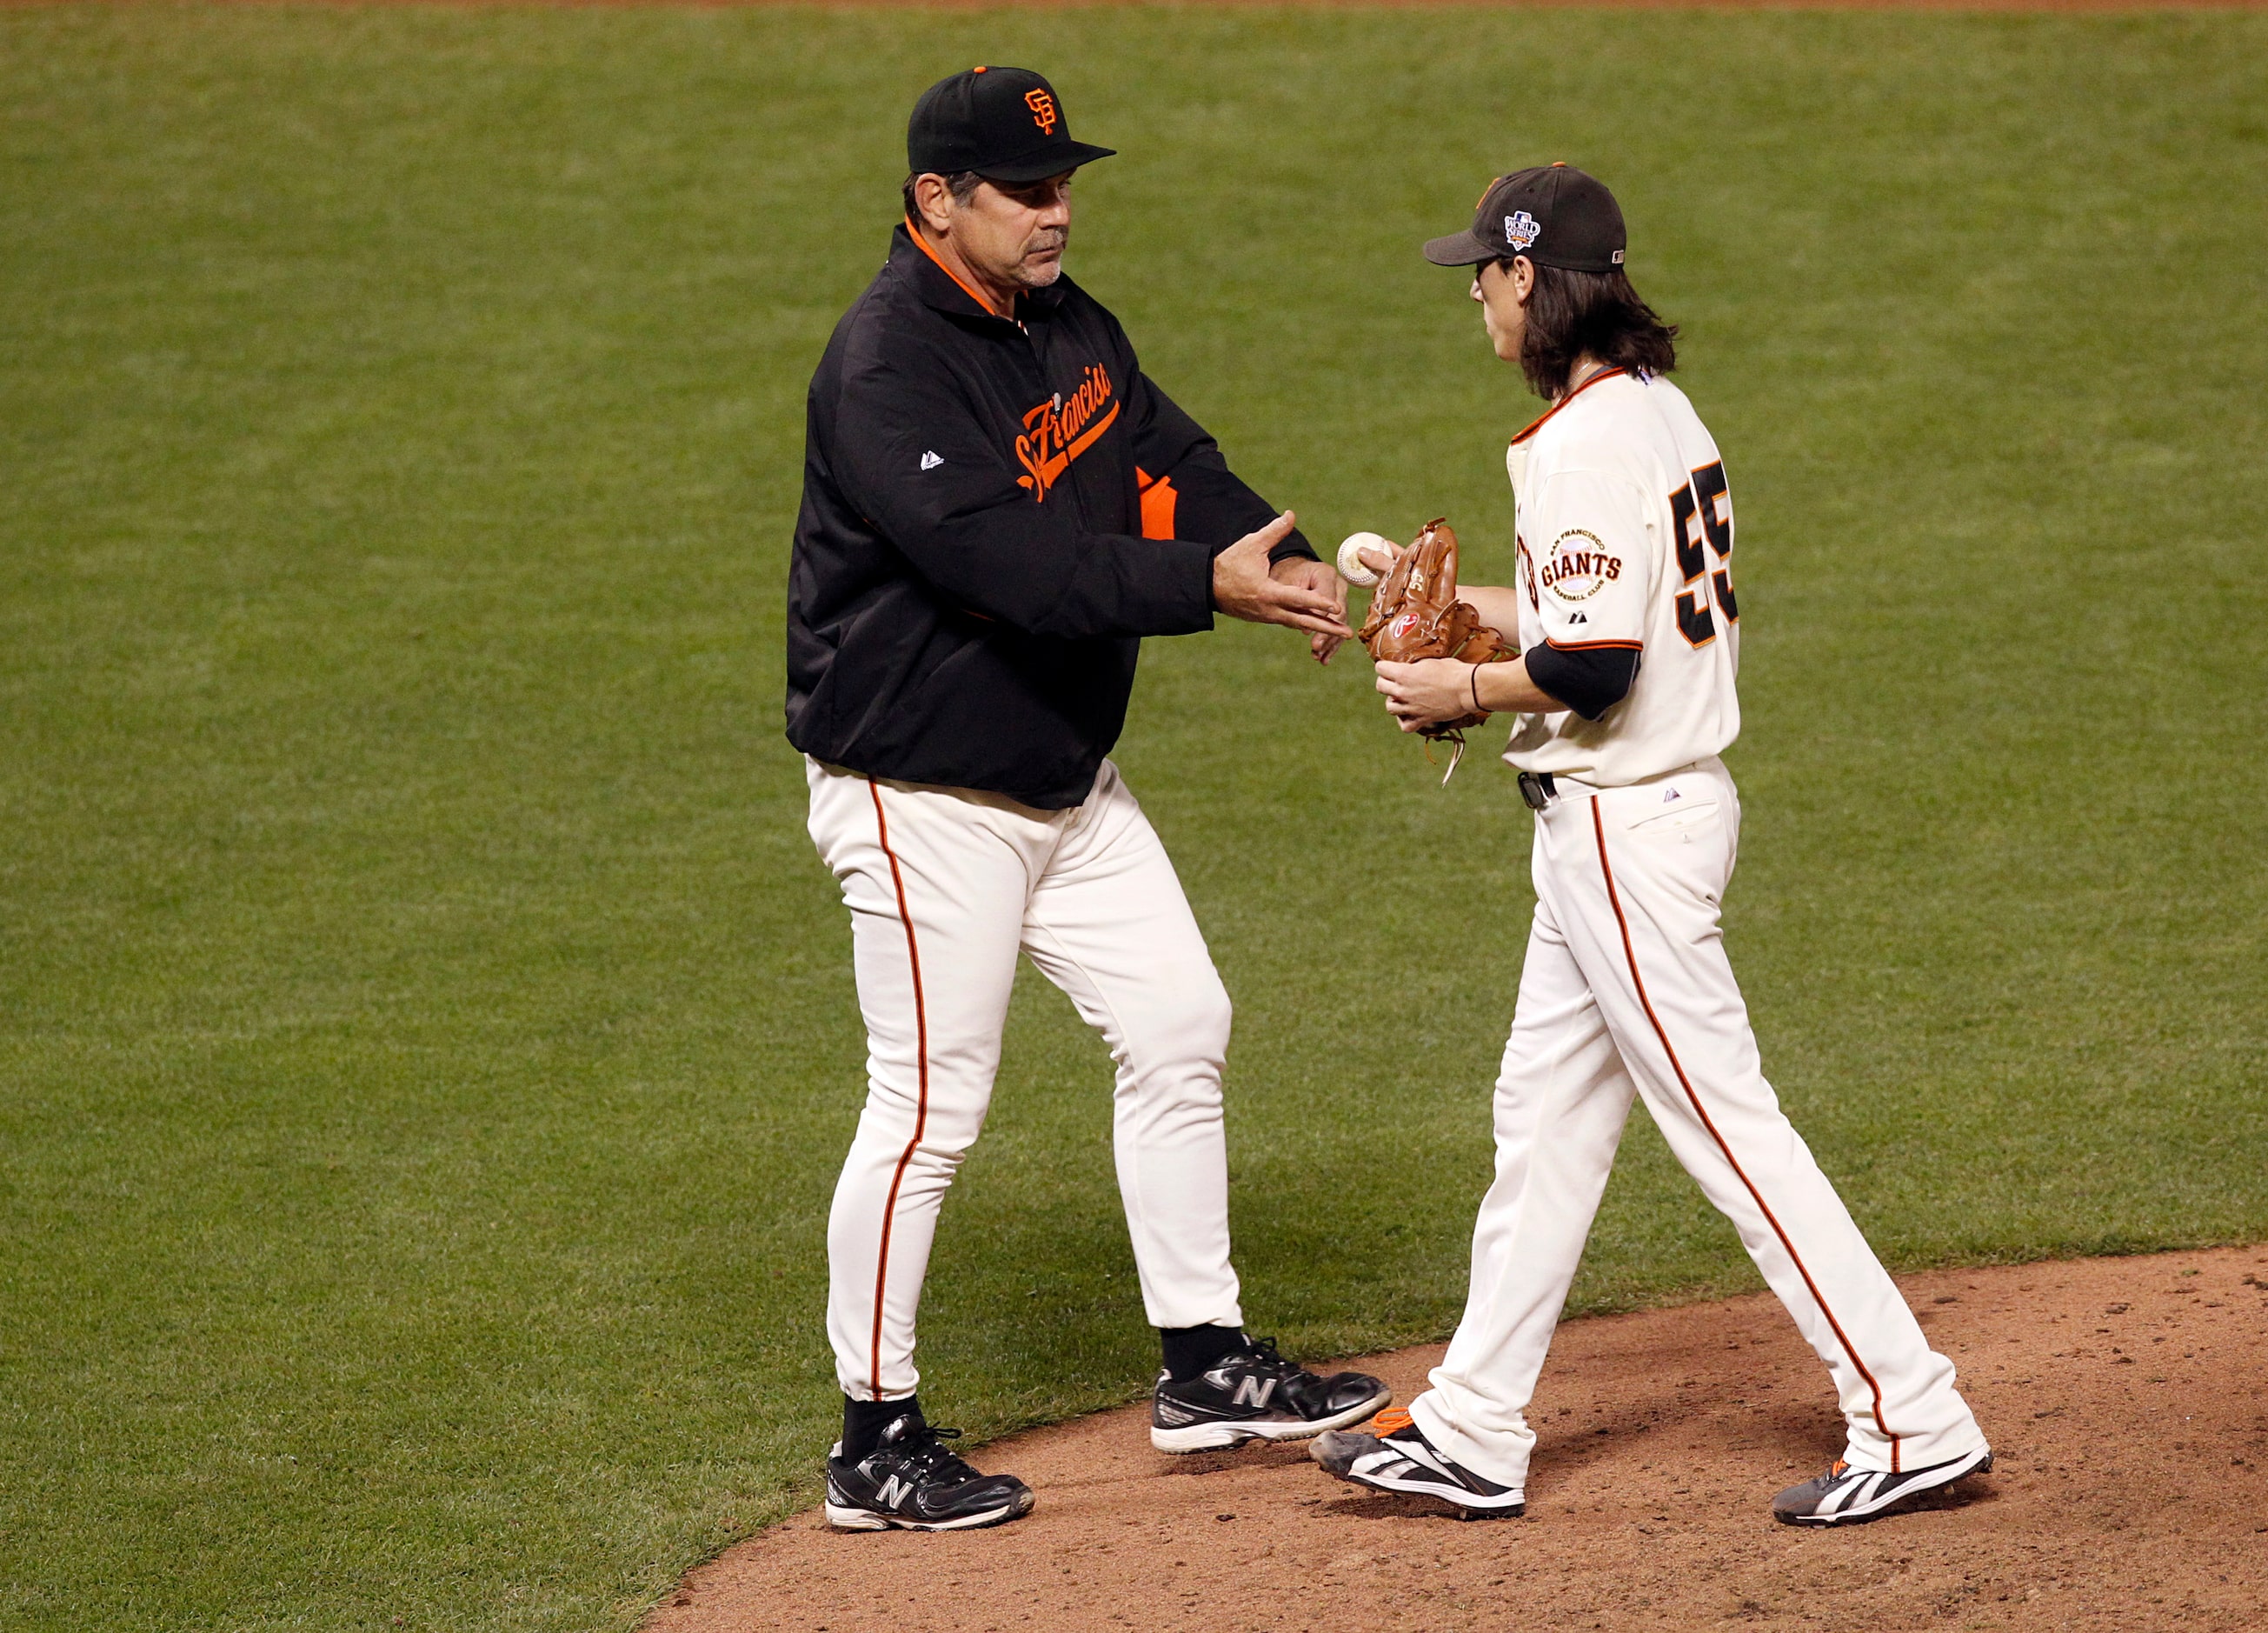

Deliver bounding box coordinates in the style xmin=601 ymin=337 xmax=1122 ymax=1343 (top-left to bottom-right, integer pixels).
xmin=1503 ymin=369 xmax=1741 ymax=786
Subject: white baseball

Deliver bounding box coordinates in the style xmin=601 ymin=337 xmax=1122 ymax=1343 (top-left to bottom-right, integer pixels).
xmin=1337 ymin=531 xmax=1394 ymax=588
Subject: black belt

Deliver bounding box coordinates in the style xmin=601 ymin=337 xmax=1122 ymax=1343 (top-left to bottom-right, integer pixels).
xmin=1517 ymin=770 xmax=1557 ymax=810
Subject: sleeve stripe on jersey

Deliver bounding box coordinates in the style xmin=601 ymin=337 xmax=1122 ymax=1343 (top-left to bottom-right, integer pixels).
xmin=1545 ymin=637 xmax=1644 ymax=652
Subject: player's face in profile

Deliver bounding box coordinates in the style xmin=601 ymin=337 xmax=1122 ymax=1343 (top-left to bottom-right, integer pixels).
xmin=1473 ymin=257 xmax=1532 ymax=363
xmin=952 ymin=173 xmax=1074 ymax=291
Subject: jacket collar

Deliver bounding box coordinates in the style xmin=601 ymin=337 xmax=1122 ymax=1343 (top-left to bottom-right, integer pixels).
xmin=891 ymin=221 xmax=1067 ymax=326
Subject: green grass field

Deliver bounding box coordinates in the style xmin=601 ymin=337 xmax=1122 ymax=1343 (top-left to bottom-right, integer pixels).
xmin=3 ymin=5 xmax=2264 ymax=1629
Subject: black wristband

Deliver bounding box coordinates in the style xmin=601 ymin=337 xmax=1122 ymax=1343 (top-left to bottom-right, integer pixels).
xmin=1470 ymin=664 xmax=1486 ymax=717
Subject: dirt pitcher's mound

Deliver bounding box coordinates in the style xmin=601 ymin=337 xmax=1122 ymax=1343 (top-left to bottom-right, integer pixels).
xmin=652 ymin=1247 xmax=2268 ymax=1632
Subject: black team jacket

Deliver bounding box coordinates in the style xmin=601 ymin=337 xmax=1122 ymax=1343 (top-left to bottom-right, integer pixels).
xmin=786 ymin=223 xmax=1315 ymax=810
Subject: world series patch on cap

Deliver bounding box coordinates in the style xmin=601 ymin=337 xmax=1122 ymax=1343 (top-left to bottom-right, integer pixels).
xmin=908 ymin=66 xmax=1117 ymax=184
xmin=1423 ymin=163 xmax=1627 ymax=273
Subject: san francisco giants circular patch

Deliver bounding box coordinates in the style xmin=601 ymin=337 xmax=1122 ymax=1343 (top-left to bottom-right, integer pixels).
xmin=1540 ymin=528 xmax=1623 ymax=602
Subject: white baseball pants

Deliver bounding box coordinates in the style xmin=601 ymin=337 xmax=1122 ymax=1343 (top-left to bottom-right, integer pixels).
xmin=1408 ymin=757 xmax=1985 ymax=1489
xmin=806 ymin=757 xmax=1244 ymax=1403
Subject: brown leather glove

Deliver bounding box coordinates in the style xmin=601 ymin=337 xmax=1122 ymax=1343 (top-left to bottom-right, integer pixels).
xmin=1357 ymin=518 xmax=1517 ymax=735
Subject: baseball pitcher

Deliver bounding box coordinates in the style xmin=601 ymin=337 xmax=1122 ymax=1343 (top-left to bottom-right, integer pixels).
xmin=1313 ymin=166 xmax=1993 ymax=1527
xmin=788 ymin=67 xmax=1387 ymax=1533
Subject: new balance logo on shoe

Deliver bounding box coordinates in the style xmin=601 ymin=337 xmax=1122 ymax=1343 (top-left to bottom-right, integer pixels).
xmin=1149 ymin=1338 xmax=1391 ymax=1454
xmin=873 ymin=1474 xmax=911 ymax=1508
xmin=920 ymin=450 xmax=944 ymax=470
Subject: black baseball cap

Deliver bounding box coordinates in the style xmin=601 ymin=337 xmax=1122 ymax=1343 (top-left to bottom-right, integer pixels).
xmin=908 ymin=67 xmax=1116 ymax=184
xmin=1423 ymin=164 xmax=1626 ymax=273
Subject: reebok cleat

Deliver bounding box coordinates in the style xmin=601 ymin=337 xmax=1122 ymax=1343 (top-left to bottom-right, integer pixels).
xmin=1772 ymin=1447 xmax=1993 ymax=1526
xmin=1312 ymin=1415 xmax=1526 ymax=1518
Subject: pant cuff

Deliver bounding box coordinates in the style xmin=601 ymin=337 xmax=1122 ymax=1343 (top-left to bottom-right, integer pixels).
xmin=1407 ymin=1390 xmax=1532 ymax=1493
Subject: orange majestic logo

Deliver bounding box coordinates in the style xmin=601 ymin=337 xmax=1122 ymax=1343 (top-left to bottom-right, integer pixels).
xmin=1025 ymin=89 xmax=1059 ymax=134
xmin=1015 ymin=364 xmax=1117 ymax=501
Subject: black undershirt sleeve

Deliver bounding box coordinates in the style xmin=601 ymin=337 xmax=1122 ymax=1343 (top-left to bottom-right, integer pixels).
xmin=1523 ymin=643 xmax=1641 ymax=721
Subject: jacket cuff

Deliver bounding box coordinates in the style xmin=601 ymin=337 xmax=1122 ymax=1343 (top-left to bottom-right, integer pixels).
xmin=1266 ymin=527 xmax=1320 ymax=567
xmin=1161 ymin=537 xmax=1220 ymax=630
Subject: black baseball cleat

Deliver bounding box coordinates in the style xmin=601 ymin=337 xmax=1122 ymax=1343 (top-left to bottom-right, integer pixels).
xmin=823 ymin=1415 xmax=1035 ymax=1532
xmin=1312 ymin=1412 xmax=1526 ymax=1518
xmin=1772 ymin=1446 xmax=1993 ymax=1526
xmin=1149 ymin=1336 xmax=1391 ymax=1453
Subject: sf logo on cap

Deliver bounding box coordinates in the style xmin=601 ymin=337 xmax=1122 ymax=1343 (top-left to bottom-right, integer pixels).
xmin=1024 ymin=89 xmax=1059 ymax=134
xmin=1505 ymin=210 xmax=1541 ymax=251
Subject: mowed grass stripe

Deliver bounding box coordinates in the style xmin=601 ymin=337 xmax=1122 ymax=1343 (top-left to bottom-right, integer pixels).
xmin=0 ymin=8 xmax=2262 ymax=1630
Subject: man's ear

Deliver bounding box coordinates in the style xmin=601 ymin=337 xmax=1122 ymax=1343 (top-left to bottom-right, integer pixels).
xmin=912 ymin=173 xmax=955 ymax=235
xmin=1512 ymin=255 xmax=1536 ymax=305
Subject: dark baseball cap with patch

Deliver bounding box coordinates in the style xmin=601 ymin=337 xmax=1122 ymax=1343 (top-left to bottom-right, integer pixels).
xmin=908 ymin=67 xmax=1116 ymax=184
xmin=1423 ymin=163 xmax=1626 ymax=273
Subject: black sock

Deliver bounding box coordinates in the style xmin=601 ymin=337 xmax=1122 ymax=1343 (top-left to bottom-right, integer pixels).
xmin=1160 ymin=1323 xmax=1249 ymax=1383
xmin=841 ymin=1393 xmax=922 ymax=1462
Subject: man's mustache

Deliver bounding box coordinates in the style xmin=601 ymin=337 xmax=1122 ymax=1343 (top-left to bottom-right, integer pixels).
xmin=1025 ymin=230 xmax=1069 ymax=258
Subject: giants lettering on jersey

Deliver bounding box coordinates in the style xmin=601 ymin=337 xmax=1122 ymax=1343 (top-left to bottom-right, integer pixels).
xmin=1540 ymin=528 xmax=1624 ymax=600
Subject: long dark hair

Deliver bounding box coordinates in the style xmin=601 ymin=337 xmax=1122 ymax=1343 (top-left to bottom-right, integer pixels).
xmin=1514 ymin=261 xmax=1679 ymax=399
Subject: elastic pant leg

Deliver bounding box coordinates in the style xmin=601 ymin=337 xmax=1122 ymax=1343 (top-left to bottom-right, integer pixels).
xmin=808 ymin=763 xmax=1041 ymax=1402
xmin=1409 ymin=888 xmax=1635 ymax=1492
xmin=1020 ymin=763 xmax=1243 ymax=1332
xmin=1546 ymin=763 xmax=1984 ymax=1473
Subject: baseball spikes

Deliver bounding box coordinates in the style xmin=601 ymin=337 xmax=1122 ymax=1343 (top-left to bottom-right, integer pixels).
xmin=823 ymin=1416 xmax=1035 ymax=1532
xmin=1310 ymin=1412 xmax=1526 ymax=1519
xmin=1150 ymin=1336 xmax=1391 ymax=1453
xmin=1772 ymin=1446 xmax=1994 ymax=1527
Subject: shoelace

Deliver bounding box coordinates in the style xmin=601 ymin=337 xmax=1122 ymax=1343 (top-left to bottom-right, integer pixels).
xmin=892 ymin=1424 xmax=979 ymax=1483
xmin=1233 ymin=1336 xmax=1307 ymax=1380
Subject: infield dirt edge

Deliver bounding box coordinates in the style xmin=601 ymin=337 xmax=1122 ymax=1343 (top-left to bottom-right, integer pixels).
xmin=652 ymin=1243 xmax=2268 ymax=1633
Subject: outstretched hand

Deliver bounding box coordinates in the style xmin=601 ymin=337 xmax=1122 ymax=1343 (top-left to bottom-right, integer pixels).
xmin=1212 ymin=512 xmax=1353 ymax=646
xmin=1269 ymin=557 xmax=1351 ymax=663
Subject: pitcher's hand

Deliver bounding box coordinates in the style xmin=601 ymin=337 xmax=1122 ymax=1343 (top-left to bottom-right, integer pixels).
xmin=1376 ymin=658 xmax=1480 ymax=732
xmin=1213 ymin=513 xmax=1352 ymax=643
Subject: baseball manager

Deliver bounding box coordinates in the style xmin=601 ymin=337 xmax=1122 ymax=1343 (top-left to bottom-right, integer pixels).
xmin=788 ymin=66 xmax=1384 ymax=1533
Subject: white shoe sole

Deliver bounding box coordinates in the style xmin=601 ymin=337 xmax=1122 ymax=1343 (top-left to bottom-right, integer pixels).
xmin=1778 ymin=1447 xmax=1993 ymax=1526
xmin=823 ymin=1490 xmax=1034 ymax=1532
xmin=1320 ymin=1461 xmax=1526 ymax=1517
xmin=1149 ymin=1385 xmax=1393 ymax=1454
